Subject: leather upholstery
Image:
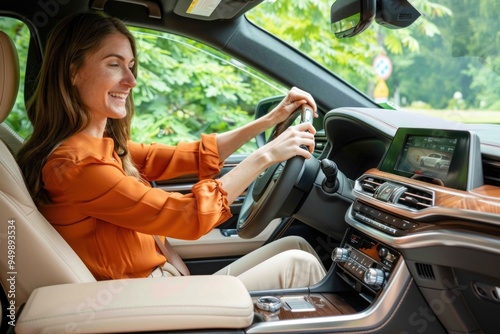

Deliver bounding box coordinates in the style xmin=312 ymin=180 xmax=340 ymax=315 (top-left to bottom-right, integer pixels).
xmin=17 ymin=276 xmax=254 ymax=333
xmin=0 ymin=31 xmax=19 ymax=124
xmin=0 ymin=31 xmax=25 ymax=155
xmin=0 ymin=122 xmax=23 ymax=154
xmin=0 ymin=138 xmax=96 ymax=306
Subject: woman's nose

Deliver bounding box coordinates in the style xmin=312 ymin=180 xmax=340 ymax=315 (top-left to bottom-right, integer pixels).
xmin=122 ymin=68 xmax=137 ymax=87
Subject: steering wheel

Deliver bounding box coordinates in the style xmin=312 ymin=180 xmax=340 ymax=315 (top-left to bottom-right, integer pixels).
xmin=237 ymin=108 xmax=314 ymax=239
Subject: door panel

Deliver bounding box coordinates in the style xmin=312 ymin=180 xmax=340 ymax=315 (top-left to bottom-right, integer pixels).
xmin=170 ymin=219 xmax=281 ymax=259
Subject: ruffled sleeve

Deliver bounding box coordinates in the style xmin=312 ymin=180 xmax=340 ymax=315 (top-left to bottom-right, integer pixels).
xmin=128 ymin=133 xmax=223 ymax=181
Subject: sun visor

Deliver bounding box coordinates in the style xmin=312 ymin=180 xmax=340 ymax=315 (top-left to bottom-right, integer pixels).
xmin=174 ymin=0 xmax=264 ymax=21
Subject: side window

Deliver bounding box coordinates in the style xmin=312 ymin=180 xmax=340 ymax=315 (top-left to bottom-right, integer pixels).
xmin=0 ymin=17 xmax=31 ymax=138
xmin=130 ymin=28 xmax=287 ymax=154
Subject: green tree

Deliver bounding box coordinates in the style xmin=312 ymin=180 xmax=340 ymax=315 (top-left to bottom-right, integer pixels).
xmin=130 ymin=29 xmax=286 ymax=151
xmin=247 ymin=0 xmax=453 ymax=104
xmin=381 ymin=0 xmax=498 ymax=111
xmin=447 ymin=0 xmax=499 ymax=110
xmin=247 ymin=0 xmax=380 ymax=93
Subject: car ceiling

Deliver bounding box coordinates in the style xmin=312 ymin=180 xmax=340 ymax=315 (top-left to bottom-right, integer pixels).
xmin=2 ymin=0 xmax=263 ymax=51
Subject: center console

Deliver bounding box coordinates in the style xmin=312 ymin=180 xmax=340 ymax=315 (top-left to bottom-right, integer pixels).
xmin=332 ymin=229 xmax=400 ymax=303
xmin=251 ymin=227 xmax=402 ymax=325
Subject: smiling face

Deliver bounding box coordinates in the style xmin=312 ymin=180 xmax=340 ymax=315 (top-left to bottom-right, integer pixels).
xmin=72 ymin=33 xmax=136 ymax=137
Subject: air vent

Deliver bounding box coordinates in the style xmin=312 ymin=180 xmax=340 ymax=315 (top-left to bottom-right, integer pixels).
xmin=314 ymin=133 xmax=328 ymax=156
xmin=483 ymin=159 xmax=500 ymax=187
xmin=357 ymin=175 xmax=434 ymax=211
xmin=359 ymin=176 xmax=385 ymax=195
xmin=415 ymin=263 xmax=436 ymax=280
xmin=397 ymin=186 xmax=434 ymax=210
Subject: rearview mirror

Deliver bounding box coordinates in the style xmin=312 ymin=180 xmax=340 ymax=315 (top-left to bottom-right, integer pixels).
xmin=330 ymin=0 xmax=375 ymax=38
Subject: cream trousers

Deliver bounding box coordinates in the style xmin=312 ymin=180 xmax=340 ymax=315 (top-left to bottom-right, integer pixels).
xmin=151 ymin=236 xmax=327 ymax=291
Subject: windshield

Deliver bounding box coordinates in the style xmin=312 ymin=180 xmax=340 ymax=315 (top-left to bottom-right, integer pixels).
xmin=247 ymin=0 xmax=499 ymax=124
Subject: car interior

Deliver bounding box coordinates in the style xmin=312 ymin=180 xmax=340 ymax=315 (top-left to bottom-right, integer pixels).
xmin=1 ymin=0 xmax=499 ymax=333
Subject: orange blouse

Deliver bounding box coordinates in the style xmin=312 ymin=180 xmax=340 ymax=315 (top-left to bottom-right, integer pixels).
xmin=41 ymin=132 xmax=232 ymax=280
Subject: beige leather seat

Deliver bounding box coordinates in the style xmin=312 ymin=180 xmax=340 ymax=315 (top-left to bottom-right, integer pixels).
xmin=0 ymin=31 xmax=253 ymax=333
xmin=0 ymin=122 xmax=23 ymax=155
xmin=0 ymin=31 xmax=24 ymax=155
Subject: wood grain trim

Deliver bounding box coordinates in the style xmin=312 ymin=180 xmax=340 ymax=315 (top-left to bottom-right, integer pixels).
xmin=253 ymin=294 xmax=356 ymax=322
xmin=364 ymin=168 xmax=500 ymax=215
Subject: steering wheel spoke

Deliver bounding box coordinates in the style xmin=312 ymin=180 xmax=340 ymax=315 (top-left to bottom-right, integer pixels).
xmin=252 ymin=163 xmax=281 ymax=201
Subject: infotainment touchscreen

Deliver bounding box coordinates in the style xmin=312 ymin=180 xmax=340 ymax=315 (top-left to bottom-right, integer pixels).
xmin=378 ymin=128 xmax=482 ymax=190
xmin=395 ymin=135 xmax=457 ymax=180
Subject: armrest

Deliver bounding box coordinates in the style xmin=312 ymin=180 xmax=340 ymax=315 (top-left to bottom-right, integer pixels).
xmin=17 ymin=275 xmax=254 ymax=333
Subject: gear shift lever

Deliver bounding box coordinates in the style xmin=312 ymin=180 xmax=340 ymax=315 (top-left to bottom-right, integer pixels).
xmin=320 ymin=159 xmax=339 ymax=193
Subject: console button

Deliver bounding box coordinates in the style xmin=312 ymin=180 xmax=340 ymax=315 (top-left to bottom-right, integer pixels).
xmin=256 ymin=296 xmax=282 ymax=313
xmin=400 ymin=220 xmax=418 ymax=230
xmin=332 ymin=247 xmax=350 ymax=263
xmin=364 ymin=268 xmax=386 ymax=287
xmin=378 ymin=247 xmax=389 ymax=258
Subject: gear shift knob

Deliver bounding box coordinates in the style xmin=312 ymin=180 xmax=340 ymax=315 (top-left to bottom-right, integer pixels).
xmin=320 ymin=159 xmax=339 ymax=193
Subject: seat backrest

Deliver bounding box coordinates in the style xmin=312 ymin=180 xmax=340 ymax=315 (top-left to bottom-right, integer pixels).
xmin=0 ymin=122 xmax=23 ymax=154
xmin=0 ymin=30 xmax=27 ymax=155
xmin=0 ymin=31 xmax=96 ymax=307
xmin=0 ymin=31 xmax=19 ymax=122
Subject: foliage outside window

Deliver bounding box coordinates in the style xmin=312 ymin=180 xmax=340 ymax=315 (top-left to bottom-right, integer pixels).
xmin=130 ymin=29 xmax=287 ymax=153
xmin=247 ymin=0 xmax=499 ymax=122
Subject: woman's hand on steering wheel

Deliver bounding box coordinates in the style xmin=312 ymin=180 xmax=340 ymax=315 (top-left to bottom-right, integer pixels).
xmin=257 ymin=122 xmax=316 ymax=163
xmin=236 ymin=104 xmax=320 ymax=239
xmin=266 ymin=87 xmax=318 ymax=126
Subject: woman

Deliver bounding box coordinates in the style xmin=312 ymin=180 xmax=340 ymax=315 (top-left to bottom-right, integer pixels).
xmin=17 ymin=12 xmax=326 ymax=291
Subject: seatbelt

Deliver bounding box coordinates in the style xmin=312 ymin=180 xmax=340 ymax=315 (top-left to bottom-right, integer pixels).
xmin=153 ymin=235 xmax=190 ymax=276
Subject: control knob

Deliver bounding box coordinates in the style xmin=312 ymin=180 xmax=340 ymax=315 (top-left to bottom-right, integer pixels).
xmin=332 ymin=247 xmax=350 ymax=263
xmin=378 ymin=247 xmax=389 ymax=259
xmin=364 ymin=268 xmax=386 ymax=286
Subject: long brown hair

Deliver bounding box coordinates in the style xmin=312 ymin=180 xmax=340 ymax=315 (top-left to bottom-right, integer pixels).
xmin=17 ymin=12 xmax=141 ymax=205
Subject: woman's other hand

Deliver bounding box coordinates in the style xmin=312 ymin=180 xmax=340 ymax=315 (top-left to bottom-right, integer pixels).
xmin=268 ymin=87 xmax=318 ymax=126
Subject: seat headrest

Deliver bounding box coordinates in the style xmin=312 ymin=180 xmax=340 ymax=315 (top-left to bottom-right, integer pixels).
xmin=0 ymin=31 xmax=20 ymax=124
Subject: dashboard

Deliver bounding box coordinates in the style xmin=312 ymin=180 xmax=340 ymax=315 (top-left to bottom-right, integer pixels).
xmin=248 ymin=107 xmax=500 ymax=333
xmin=321 ymin=107 xmax=500 ymax=333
